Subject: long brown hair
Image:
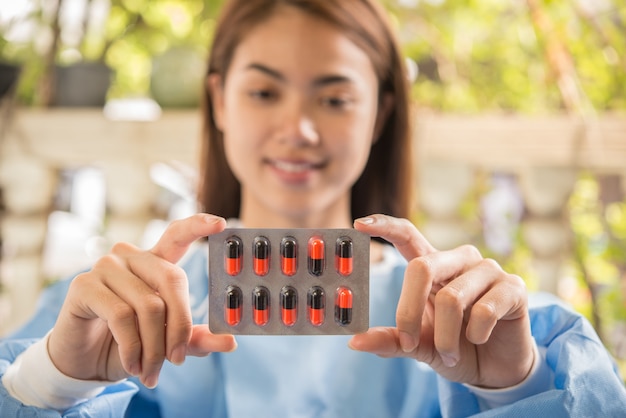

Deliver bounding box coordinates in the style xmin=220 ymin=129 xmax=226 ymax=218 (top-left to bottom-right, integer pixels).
xmin=199 ymin=0 xmax=413 ymax=221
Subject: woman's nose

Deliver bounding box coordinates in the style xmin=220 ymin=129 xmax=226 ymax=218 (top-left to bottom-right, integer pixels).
xmin=278 ymin=102 xmax=320 ymax=146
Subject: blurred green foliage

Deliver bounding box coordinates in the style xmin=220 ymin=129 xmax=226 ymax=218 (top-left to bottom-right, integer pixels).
xmin=2 ymin=0 xmax=625 ymax=111
xmin=384 ymin=0 xmax=626 ymax=113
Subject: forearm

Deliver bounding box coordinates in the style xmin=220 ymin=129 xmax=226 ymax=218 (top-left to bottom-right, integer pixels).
xmin=1 ymin=332 xmax=137 ymax=416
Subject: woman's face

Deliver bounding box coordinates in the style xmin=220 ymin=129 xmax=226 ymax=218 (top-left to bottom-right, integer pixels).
xmin=211 ymin=5 xmax=386 ymax=227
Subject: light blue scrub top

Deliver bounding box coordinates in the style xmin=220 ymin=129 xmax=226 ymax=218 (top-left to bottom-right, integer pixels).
xmin=1 ymin=244 xmax=625 ymax=417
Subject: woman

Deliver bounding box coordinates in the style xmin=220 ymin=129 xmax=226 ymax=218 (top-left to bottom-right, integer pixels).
xmin=1 ymin=0 xmax=625 ymax=416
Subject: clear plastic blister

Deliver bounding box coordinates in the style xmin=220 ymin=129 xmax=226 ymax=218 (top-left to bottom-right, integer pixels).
xmin=208 ymin=228 xmax=370 ymax=335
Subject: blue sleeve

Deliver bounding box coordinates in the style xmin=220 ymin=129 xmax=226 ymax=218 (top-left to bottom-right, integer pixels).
xmin=437 ymin=293 xmax=626 ymax=417
xmin=0 ymin=279 xmax=144 ymax=417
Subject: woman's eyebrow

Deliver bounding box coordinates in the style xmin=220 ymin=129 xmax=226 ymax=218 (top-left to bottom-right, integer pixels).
xmin=246 ymin=63 xmax=284 ymax=81
xmin=245 ymin=63 xmax=353 ymax=87
xmin=312 ymin=75 xmax=352 ymax=88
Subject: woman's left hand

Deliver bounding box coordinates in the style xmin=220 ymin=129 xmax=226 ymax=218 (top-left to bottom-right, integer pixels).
xmin=351 ymin=214 xmax=535 ymax=389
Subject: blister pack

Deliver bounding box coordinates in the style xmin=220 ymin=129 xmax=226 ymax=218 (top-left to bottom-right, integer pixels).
xmin=208 ymin=228 xmax=370 ymax=335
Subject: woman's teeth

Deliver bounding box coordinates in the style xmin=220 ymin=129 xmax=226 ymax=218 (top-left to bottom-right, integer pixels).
xmin=273 ymin=161 xmax=313 ymax=173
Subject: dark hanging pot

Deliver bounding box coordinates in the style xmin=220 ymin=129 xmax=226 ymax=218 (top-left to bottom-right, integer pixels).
xmin=0 ymin=62 xmax=21 ymax=100
xmin=52 ymin=61 xmax=112 ymax=107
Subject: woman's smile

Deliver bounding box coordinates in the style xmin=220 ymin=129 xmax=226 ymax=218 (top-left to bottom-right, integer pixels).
xmin=265 ymin=157 xmax=328 ymax=185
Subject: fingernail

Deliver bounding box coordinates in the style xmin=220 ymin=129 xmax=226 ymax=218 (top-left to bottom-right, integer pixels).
xmin=204 ymin=215 xmax=224 ymax=224
xmin=399 ymin=331 xmax=417 ymax=353
xmin=355 ymin=217 xmax=375 ymax=225
xmin=170 ymin=344 xmax=186 ymax=365
xmin=441 ymin=353 xmax=458 ymax=368
xmin=228 ymin=337 xmax=238 ymax=352
xmin=144 ymin=372 xmax=159 ymax=389
xmin=129 ymin=362 xmax=141 ymax=377
xmin=347 ymin=337 xmax=359 ymax=351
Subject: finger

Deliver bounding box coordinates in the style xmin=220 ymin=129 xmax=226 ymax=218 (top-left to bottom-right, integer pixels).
xmin=395 ymin=245 xmax=483 ymax=353
xmin=464 ymin=269 xmax=528 ymax=345
xmin=150 ymin=214 xmax=226 ymax=263
xmin=117 ymin=244 xmax=193 ymax=365
xmin=433 ymin=284 xmax=465 ymax=368
xmin=395 ymin=258 xmax=431 ymax=352
xmin=132 ymin=291 xmax=167 ymax=388
xmin=186 ymin=325 xmax=238 ymax=356
xmin=354 ymin=214 xmax=436 ymax=261
xmin=93 ymin=249 xmax=168 ymax=388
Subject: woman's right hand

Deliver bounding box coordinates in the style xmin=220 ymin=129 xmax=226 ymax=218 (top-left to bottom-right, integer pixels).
xmin=47 ymin=214 xmax=237 ymax=388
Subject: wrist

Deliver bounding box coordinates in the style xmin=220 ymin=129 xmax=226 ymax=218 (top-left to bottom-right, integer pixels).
xmin=2 ymin=330 xmax=124 ymax=411
xmin=465 ymin=342 xmax=555 ymax=409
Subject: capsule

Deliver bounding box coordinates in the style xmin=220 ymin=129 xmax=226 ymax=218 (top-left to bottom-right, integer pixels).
xmin=307 ymin=236 xmax=325 ymax=276
xmin=224 ymin=236 xmax=243 ymax=276
xmin=307 ymin=286 xmax=325 ymax=326
xmin=335 ymin=236 xmax=353 ymax=276
xmin=224 ymin=285 xmax=242 ymax=326
xmin=253 ymin=236 xmax=270 ymax=276
xmin=280 ymin=236 xmax=298 ymax=276
xmin=334 ymin=287 xmax=353 ymax=326
xmin=280 ymin=286 xmax=298 ymax=326
xmin=252 ymin=286 xmax=270 ymax=326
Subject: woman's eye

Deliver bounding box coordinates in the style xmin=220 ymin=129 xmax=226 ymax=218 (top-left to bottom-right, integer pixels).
xmin=249 ymin=89 xmax=276 ymax=101
xmin=321 ymin=96 xmax=351 ymax=109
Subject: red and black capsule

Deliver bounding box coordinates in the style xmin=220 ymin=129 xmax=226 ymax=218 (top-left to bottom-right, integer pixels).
xmin=252 ymin=286 xmax=270 ymax=326
xmin=280 ymin=236 xmax=298 ymax=276
xmin=307 ymin=286 xmax=325 ymax=326
xmin=334 ymin=286 xmax=353 ymax=326
xmin=280 ymin=286 xmax=298 ymax=326
xmin=224 ymin=236 xmax=243 ymax=276
xmin=253 ymin=236 xmax=270 ymax=276
xmin=224 ymin=285 xmax=242 ymax=327
xmin=335 ymin=236 xmax=353 ymax=276
xmin=307 ymin=236 xmax=325 ymax=276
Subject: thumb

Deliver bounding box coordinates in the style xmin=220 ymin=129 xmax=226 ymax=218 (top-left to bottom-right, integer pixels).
xmin=186 ymin=325 xmax=237 ymax=356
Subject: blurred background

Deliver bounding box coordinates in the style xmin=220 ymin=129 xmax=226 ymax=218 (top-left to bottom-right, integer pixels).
xmin=0 ymin=0 xmax=625 ymax=377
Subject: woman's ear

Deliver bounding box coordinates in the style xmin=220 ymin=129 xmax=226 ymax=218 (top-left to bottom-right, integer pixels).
xmin=372 ymin=93 xmax=393 ymax=144
xmin=207 ymin=74 xmax=225 ymax=131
